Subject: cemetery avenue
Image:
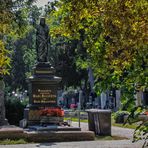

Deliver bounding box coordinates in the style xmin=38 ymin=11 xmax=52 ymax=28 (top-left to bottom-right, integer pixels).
xmin=0 ymin=0 xmax=147 ymax=148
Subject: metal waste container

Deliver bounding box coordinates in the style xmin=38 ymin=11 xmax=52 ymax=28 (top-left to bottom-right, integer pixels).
xmin=86 ymin=109 xmax=111 ymax=135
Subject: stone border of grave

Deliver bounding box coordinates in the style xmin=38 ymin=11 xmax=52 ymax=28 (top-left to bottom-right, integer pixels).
xmin=0 ymin=126 xmax=95 ymax=142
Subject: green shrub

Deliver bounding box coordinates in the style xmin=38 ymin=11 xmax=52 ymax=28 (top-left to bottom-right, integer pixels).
xmin=5 ymin=96 xmax=28 ymax=125
xmin=114 ymin=111 xmax=130 ymax=123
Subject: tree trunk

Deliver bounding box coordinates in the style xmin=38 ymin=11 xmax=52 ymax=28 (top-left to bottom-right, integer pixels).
xmin=88 ymin=67 xmax=94 ymax=92
xmin=0 ymin=80 xmax=8 ymax=126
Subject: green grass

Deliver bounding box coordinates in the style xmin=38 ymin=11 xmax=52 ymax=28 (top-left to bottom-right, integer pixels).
xmin=95 ymin=135 xmax=128 ymax=140
xmin=64 ymin=116 xmax=137 ymax=129
xmin=64 ymin=117 xmax=88 ymax=123
xmin=0 ymin=139 xmax=28 ymax=145
xmin=112 ymin=122 xmax=137 ymax=129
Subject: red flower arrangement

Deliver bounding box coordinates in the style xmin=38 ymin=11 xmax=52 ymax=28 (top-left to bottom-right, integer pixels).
xmin=39 ymin=107 xmax=64 ymax=117
xmin=144 ymin=111 xmax=148 ymax=116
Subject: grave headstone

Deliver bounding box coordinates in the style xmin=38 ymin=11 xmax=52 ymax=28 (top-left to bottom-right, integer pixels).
xmin=100 ymin=92 xmax=107 ymax=109
xmin=115 ymin=90 xmax=121 ymax=110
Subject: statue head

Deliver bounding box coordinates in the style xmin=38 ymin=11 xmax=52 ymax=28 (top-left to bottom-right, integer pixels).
xmin=40 ymin=17 xmax=46 ymax=26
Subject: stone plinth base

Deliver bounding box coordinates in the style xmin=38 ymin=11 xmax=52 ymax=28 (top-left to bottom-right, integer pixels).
xmin=24 ymin=108 xmax=64 ymax=126
xmin=0 ymin=125 xmax=95 ymax=142
xmin=28 ymin=125 xmax=81 ymax=131
xmin=40 ymin=116 xmax=64 ymax=125
xmin=0 ymin=125 xmax=24 ymax=140
xmin=23 ymin=107 xmax=40 ymax=126
xmin=25 ymin=131 xmax=95 ymax=142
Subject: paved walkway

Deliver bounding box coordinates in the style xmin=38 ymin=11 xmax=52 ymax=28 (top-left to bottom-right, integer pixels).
xmin=72 ymin=122 xmax=135 ymax=139
xmin=0 ymin=140 xmax=144 ymax=148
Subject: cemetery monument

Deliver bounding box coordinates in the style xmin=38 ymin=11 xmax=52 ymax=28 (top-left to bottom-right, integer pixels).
xmin=24 ymin=17 xmax=62 ymax=126
xmin=19 ymin=17 xmax=94 ymax=142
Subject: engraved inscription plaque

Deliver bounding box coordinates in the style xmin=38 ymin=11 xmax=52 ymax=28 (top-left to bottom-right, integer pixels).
xmin=32 ymin=84 xmax=57 ymax=105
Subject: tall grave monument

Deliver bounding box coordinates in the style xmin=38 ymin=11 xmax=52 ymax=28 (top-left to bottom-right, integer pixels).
xmin=24 ymin=17 xmax=62 ymax=125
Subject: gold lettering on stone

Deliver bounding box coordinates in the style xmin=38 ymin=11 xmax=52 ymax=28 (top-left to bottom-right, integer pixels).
xmin=33 ymin=89 xmax=56 ymax=104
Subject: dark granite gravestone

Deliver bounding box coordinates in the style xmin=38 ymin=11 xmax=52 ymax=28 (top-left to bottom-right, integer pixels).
xmin=24 ymin=62 xmax=62 ymax=125
xmin=29 ymin=63 xmax=60 ymax=106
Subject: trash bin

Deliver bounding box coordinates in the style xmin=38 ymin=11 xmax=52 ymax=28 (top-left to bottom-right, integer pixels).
xmin=86 ymin=109 xmax=111 ymax=136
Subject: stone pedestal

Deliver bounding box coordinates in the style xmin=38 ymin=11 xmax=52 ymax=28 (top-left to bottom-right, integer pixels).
xmin=86 ymin=109 xmax=111 ymax=136
xmin=24 ymin=62 xmax=62 ymax=126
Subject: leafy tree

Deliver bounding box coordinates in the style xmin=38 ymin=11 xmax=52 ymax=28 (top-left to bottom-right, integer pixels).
xmin=3 ymin=3 xmax=41 ymax=91
xmin=0 ymin=0 xmax=13 ymax=76
xmin=50 ymin=0 xmax=148 ymax=91
xmin=47 ymin=0 xmax=148 ymax=145
xmin=0 ymin=0 xmax=16 ymax=125
xmin=0 ymin=0 xmax=37 ymax=77
xmin=0 ymin=0 xmax=36 ymax=125
xmin=45 ymin=2 xmax=89 ymax=89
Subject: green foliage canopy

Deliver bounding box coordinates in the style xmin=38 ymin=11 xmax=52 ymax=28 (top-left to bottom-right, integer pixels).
xmin=0 ymin=0 xmax=36 ymax=77
xmin=47 ymin=0 xmax=148 ymax=144
xmin=48 ymin=0 xmax=148 ymax=92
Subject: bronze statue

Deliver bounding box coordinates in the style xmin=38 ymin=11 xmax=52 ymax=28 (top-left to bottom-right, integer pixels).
xmin=36 ymin=17 xmax=49 ymax=62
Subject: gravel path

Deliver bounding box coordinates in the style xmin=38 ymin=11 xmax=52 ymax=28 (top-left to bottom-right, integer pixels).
xmin=0 ymin=140 xmax=144 ymax=148
xmin=71 ymin=122 xmax=135 ymax=139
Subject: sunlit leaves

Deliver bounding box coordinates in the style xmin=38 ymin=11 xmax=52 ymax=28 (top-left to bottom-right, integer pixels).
xmin=0 ymin=0 xmax=36 ymax=76
xmin=45 ymin=0 xmax=148 ymax=142
xmin=0 ymin=40 xmax=11 ymax=75
xmin=51 ymin=0 xmax=148 ymax=90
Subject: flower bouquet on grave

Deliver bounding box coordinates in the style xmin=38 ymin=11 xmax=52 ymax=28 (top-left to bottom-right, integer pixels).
xmin=39 ymin=107 xmax=64 ymax=125
xmin=39 ymin=107 xmax=64 ymax=117
xmin=144 ymin=111 xmax=148 ymax=116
